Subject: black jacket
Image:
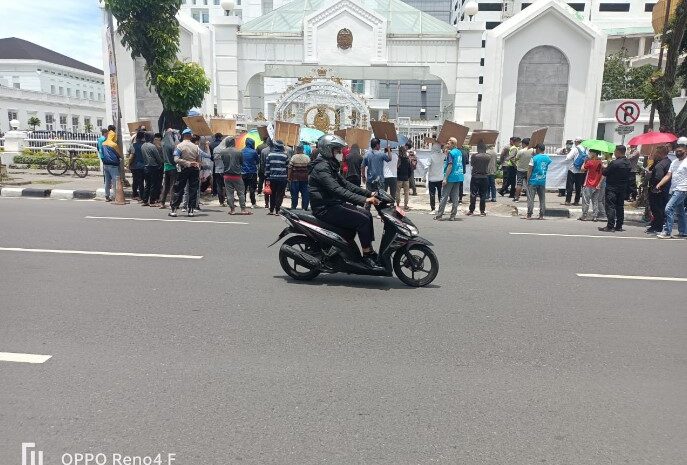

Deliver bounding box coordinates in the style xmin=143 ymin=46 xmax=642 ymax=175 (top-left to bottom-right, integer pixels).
xmin=603 ymin=157 xmax=631 ymax=191
xmin=397 ymin=155 xmax=413 ymax=182
xmin=308 ymin=156 xmax=371 ymax=213
xmin=649 ymin=157 xmax=672 ymax=190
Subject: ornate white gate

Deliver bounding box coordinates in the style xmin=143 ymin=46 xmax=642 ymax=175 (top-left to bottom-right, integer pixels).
xmin=273 ymin=71 xmax=371 ymax=133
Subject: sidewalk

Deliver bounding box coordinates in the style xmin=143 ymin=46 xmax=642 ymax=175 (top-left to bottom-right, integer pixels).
xmin=0 ymin=168 xmax=646 ymax=221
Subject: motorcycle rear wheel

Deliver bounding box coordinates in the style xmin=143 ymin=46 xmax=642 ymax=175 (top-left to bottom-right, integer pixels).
xmin=279 ymin=235 xmax=321 ymax=281
xmin=393 ymin=244 xmax=439 ymax=287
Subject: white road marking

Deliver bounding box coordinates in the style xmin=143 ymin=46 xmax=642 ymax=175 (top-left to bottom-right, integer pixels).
xmin=0 ymin=247 xmax=202 ymax=260
xmin=577 ymin=273 xmax=687 ymax=282
xmin=0 ymin=352 xmax=52 ymax=364
xmin=85 ymin=216 xmax=249 ymax=225
xmin=510 ymin=232 xmax=654 ymax=240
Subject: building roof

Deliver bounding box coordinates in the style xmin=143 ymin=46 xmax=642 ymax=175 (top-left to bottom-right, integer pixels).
xmin=0 ymin=37 xmax=103 ymax=75
xmin=241 ymin=0 xmax=457 ymax=36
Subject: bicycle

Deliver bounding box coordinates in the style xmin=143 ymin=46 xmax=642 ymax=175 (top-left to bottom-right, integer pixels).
xmin=46 ymin=149 xmax=89 ymax=178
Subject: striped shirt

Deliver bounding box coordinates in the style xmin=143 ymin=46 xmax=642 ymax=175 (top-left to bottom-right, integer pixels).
xmin=266 ymin=151 xmax=288 ymax=181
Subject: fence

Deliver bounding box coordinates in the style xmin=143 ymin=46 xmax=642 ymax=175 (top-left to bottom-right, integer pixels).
xmin=25 ymin=131 xmax=99 ymax=152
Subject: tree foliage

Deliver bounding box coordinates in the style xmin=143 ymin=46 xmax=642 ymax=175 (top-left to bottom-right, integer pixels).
xmin=645 ymin=1 xmax=687 ymax=135
xmin=601 ymin=53 xmax=656 ymax=100
xmin=27 ymin=116 xmax=41 ymax=131
xmin=104 ymin=0 xmax=210 ymax=128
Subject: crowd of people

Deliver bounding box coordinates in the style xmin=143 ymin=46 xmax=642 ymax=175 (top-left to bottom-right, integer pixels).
xmin=96 ymin=125 xmax=687 ymax=239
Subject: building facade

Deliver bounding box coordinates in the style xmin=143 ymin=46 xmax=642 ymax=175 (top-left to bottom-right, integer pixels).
xmin=0 ymin=38 xmax=106 ymax=132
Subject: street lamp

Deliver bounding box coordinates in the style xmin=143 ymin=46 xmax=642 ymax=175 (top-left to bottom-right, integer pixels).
xmin=464 ymin=1 xmax=479 ymax=21
xmin=221 ymin=0 xmax=235 ymax=16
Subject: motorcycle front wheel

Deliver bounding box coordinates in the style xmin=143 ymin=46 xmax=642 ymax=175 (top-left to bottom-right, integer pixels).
xmin=393 ymin=244 xmax=439 ymax=287
xmin=279 ymin=235 xmax=321 ymax=281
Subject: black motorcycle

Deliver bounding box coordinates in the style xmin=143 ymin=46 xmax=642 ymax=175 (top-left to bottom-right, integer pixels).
xmin=269 ymin=191 xmax=439 ymax=287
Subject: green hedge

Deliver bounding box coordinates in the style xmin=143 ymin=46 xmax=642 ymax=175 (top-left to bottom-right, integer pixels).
xmin=13 ymin=155 xmax=101 ymax=168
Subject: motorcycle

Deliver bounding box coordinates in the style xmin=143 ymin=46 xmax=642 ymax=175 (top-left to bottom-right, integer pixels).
xmin=269 ymin=190 xmax=439 ymax=287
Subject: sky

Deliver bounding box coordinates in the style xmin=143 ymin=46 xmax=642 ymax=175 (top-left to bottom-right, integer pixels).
xmin=0 ymin=0 xmax=104 ymax=70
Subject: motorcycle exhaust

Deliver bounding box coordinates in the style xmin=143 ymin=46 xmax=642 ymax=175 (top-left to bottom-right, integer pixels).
xmin=281 ymin=245 xmax=321 ymax=268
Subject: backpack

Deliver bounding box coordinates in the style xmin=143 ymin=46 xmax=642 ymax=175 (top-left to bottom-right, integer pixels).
xmin=102 ymin=147 xmax=119 ymax=166
xmin=573 ymin=147 xmax=587 ymax=170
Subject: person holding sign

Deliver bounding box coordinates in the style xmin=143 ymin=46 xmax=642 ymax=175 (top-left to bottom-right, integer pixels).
xmin=434 ymin=137 xmax=464 ymax=221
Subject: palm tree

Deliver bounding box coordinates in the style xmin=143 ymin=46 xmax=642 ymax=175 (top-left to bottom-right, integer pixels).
xmin=27 ymin=116 xmax=41 ymax=131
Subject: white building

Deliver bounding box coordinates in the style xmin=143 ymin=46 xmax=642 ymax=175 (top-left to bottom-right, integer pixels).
xmin=0 ymin=37 xmax=106 ymax=133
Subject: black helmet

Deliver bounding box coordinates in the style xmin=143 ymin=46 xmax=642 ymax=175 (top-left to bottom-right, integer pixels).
xmin=317 ymin=134 xmax=347 ymax=158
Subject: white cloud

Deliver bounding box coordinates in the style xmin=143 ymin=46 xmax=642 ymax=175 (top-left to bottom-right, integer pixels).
xmin=1 ymin=0 xmax=103 ymax=69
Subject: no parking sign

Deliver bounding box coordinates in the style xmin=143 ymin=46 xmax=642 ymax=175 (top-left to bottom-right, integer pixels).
xmin=615 ymin=101 xmax=640 ymax=126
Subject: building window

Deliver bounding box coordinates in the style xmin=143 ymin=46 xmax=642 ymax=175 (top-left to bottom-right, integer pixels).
xmin=59 ymin=115 xmax=68 ymax=131
xmin=478 ymin=94 xmax=483 ymax=102
xmin=203 ymin=0 xmax=208 ymax=4
xmin=481 ymin=39 xmax=486 ymax=48
xmin=214 ymin=0 xmax=220 ymax=4
xmin=67 ymin=88 xmax=72 ymax=97
xmin=97 ymin=118 xmax=103 ymax=128
xmin=599 ymin=3 xmax=630 ymax=11
xmin=480 ymin=58 xmax=484 ymax=66
xmin=479 ymin=2 xmax=503 ymax=11
xmin=521 ymin=3 xmax=531 ymax=9
xmin=8 ymin=111 xmax=18 ymax=129
xmin=72 ymin=116 xmax=80 ymax=132
xmin=192 ymin=11 xmax=200 ymax=21
xmin=351 ymin=80 xmax=365 ymax=94
xmin=262 ymin=0 xmax=273 ymax=14
xmin=479 ymin=76 xmax=484 ymax=84
xmin=202 ymin=11 xmax=210 ymax=22
xmin=13 ymin=83 xmax=20 ymax=89
xmin=645 ymin=2 xmax=656 ymax=11
xmin=46 ymin=114 xmax=55 ymax=131
xmin=51 ymin=85 xmax=56 ymax=94
xmin=84 ymin=117 xmax=91 ymax=130
xmin=568 ymin=3 xmax=586 ymax=11
xmin=90 ymin=92 xmax=94 ymax=100
xmin=486 ymin=21 xmax=501 ymax=30
xmin=76 ymin=90 xmax=81 ymax=98
xmin=59 ymin=87 xmax=64 ymax=95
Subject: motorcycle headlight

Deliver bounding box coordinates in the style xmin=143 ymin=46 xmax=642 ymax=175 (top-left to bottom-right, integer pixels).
xmin=407 ymin=224 xmax=419 ymax=236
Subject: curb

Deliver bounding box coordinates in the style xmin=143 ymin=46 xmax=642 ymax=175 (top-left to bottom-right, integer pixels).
xmin=0 ymin=187 xmax=25 ymax=197
xmin=516 ymin=206 xmax=645 ymax=222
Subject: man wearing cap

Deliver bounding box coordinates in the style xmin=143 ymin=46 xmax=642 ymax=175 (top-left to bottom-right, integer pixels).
xmin=598 ymin=145 xmax=631 ymax=232
xmin=656 ymin=138 xmax=687 ymax=239
xmin=169 ymin=129 xmax=201 ymax=217
xmin=564 ymin=138 xmax=587 ymax=206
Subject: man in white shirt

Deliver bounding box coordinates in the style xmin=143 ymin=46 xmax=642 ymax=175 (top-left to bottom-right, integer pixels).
xmin=564 ymin=138 xmax=587 ymax=205
xmin=384 ymin=147 xmax=399 ymax=202
xmin=656 ymin=138 xmax=687 ymax=238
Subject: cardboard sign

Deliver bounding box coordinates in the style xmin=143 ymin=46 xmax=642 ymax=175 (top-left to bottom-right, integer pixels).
xmin=256 ymin=125 xmax=270 ymax=141
xmin=336 ymin=128 xmax=372 ymax=149
xmin=468 ymin=130 xmax=500 ymax=145
xmin=437 ymin=120 xmax=469 ymax=146
xmin=209 ymin=118 xmax=236 ymax=136
xmin=182 ymin=116 xmax=213 ymax=136
xmin=370 ymin=121 xmax=398 ymax=142
xmin=640 ymin=143 xmax=658 ymax=156
xmin=275 ymin=121 xmax=301 ymax=147
xmin=127 ymin=120 xmax=153 ymax=134
xmin=529 ymin=127 xmax=548 ymax=148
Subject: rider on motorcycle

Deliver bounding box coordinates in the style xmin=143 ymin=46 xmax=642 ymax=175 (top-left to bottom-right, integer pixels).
xmin=308 ymin=135 xmax=381 ymax=268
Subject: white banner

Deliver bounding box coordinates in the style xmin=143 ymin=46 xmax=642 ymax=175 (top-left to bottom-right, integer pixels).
xmin=415 ymin=151 xmax=570 ymax=189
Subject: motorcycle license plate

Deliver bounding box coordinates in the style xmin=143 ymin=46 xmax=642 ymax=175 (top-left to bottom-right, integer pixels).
xmin=395 ymin=206 xmax=406 ymax=217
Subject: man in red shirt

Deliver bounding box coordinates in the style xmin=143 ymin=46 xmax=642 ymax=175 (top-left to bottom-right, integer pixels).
xmin=578 ymin=149 xmax=604 ymax=221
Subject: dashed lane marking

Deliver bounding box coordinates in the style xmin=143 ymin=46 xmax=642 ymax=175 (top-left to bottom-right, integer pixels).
xmin=0 ymin=352 xmax=52 ymax=364
xmin=0 ymin=247 xmax=202 ymax=260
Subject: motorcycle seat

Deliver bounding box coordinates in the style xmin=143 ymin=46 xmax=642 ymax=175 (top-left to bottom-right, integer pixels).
xmin=287 ymin=210 xmax=356 ymax=241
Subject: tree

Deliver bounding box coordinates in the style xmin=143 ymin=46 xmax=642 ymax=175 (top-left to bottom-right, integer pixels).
xmin=27 ymin=116 xmax=41 ymax=131
xmin=104 ymin=0 xmax=211 ymax=130
xmin=645 ymin=1 xmax=687 ymax=135
xmin=601 ymin=53 xmax=656 ymax=100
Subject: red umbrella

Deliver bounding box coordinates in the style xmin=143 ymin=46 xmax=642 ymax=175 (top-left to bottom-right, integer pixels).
xmin=628 ymin=131 xmax=677 ymax=146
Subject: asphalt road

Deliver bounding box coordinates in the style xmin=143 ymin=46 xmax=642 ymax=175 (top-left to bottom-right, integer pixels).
xmin=1 ymin=198 xmax=685 ymax=464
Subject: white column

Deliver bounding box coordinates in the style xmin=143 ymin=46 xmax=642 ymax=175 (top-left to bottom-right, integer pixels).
xmin=213 ymin=15 xmax=241 ymax=118
xmin=638 ymin=36 xmax=646 ymax=56
xmin=454 ymin=21 xmax=485 ymax=124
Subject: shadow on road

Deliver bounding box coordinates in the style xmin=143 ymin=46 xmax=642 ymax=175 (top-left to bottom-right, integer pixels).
xmin=273 ymin=275 xmax=440 ymax=290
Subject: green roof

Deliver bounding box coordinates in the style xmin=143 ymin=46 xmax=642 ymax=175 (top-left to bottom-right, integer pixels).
xmin=241 ymin=0 xmax=458 ymax=36
xmin=601 ymin=26 xmax=654 ymax=36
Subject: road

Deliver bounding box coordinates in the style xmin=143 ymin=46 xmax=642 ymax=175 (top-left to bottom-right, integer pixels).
xmin=1 ymin=198 xmax=685 ymax=464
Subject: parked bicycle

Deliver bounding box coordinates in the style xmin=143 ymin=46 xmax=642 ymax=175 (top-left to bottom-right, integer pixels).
xmin=46 ymin=149 xmax=89 ymax=178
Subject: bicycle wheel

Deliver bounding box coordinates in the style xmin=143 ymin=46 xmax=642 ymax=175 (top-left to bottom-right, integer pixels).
xmin=73 ymin=159 xmax=89 ymax=178
xmin=47 ymin=158 xmax=69 ymax=176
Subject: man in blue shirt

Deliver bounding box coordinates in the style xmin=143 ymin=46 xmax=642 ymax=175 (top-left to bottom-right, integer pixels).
xmin=434 ymin=137 xmax=464 ymax=221
xmin=526 ymin=144 xmax=552 ymax=219
xmin=96 ymin=128 xmax=108 ymax=160
xmin=361 ymin=138 xmax=392 ymax=195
